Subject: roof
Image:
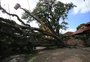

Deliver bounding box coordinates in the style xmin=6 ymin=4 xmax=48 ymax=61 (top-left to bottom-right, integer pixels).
xmin=65 ymin=32 xmax=74 ymax=36
xmin=85 ymin=22 xmax=90 ymax=26
xmin=73 ymin=25 xmax=90 ymax=35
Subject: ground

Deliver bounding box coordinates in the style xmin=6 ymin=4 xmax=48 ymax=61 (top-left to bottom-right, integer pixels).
xmin=28 ymin=47 xmax=90 ymax=62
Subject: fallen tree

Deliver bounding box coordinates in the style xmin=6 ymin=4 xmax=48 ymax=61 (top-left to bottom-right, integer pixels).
xmin=0 ymin=0 xmax=75 ymax=60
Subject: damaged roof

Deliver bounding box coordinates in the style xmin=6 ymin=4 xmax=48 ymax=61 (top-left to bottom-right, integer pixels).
xmin=73 ymin=22 xmax=90 ymax=35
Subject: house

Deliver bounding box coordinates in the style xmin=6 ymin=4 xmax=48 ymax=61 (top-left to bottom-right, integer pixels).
xmin=73 ymin=22 xmax=90 ymax=35
xmin=73 ymin=22 xmax=90 ymax=46
xmin=64 ymin=22 xmax=90 ymax=47
xmin=65 ymin=32 xmax=74 ymax=36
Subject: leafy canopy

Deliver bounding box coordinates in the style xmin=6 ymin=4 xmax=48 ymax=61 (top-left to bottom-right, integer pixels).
xmin=22 ymin=0 xmax=74 ymax=36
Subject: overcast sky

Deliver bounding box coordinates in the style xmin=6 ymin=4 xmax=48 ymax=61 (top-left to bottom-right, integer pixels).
xmin=0 ymin=0 xmax=90 ymax=33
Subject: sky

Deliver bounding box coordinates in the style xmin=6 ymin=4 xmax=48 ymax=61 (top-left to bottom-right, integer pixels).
xmin=0 ymin=0 xmax=90 ymax=33
xmin=59 ymin=0 xmax=90 ymax=33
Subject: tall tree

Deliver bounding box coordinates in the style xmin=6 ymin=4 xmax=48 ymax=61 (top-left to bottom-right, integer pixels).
xmin=22 ymin=0 xmax=74 ymax=47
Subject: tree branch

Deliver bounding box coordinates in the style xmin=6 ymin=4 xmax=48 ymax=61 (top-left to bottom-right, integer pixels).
xmin=0 ymin=6 xmax=26 ymax=25
xmin=21 ymin=8 xmax=57 ymax=35
xmin=20 ymin=8 xmax=42 ymax=24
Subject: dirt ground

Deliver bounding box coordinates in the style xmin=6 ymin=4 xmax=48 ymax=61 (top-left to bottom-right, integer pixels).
xmin=28 ymin=47 xmax=90 ymax=62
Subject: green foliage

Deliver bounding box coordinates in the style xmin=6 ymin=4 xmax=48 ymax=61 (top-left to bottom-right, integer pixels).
xmin=0 ymin=18 xmax=35 ymax=59
xmin=76 ymin=23 xmax=85 ymax=30
xmin=22 ymin=0 xmax=74 ymax=36
xmin=0 ymin=1 xmax=75 ymax=59
xmin=22 ymin=10 xmax=34 ymax=23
